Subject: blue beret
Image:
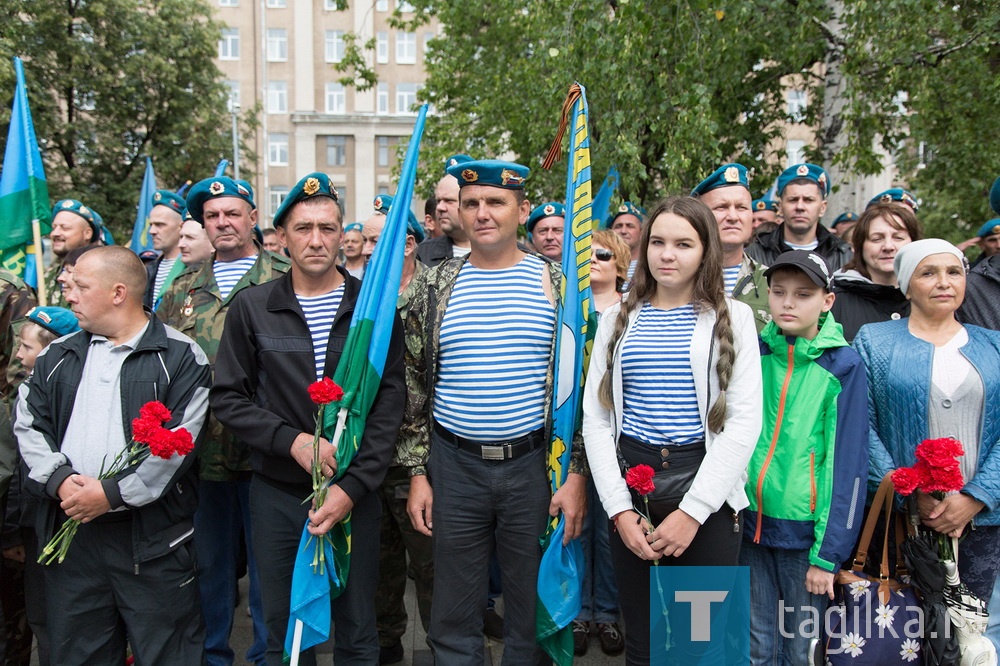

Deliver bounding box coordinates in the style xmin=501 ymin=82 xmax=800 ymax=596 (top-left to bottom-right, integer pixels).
xmin=271 ymin=173 xmax=340 ymax=228
xmin=444 ymin=154 xmax=474 ymax=173
xmin=831 ymin=212 xmax=858 ymax=228
xmin=527 ymin=202 xmax=565 ymax=234
xmin=372 ymin=195 xmax=424 ymax=242
xmin=186 ymin=177 xmax=256 ymax=224
xmin=752 ymin=198 xmax=779 ymax=213
xmin=344 ymin=222 xmax=363 ymax=234
xmin=446 ymin=159 xmax=529 ymax=190
xmin=24 ymin=306 xmax=80 ymax=338
xmin=868 ymin=188 xmax=919 ymax=212
xmin=182 ymin=208 xmax=194 ymax=222
xmin=991 ymin=177 xmax=1000 ymax=216
xmin=606 ymin=201 xmax=646 ymax=227
xmin=977 ymin=218 xmax=1000 ymax=239
xmin=51 ymin=199 xmax=103 ymax=240
xmin=777 ymin=163 xmax=829 ymax=198
xmin=151 ymin=190 xmax=186 ymax=216
xmin=691 ymin=163 xmax=750 ymax=197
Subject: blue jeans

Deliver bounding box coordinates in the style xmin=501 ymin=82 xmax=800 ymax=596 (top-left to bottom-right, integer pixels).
xmin=577 ymin=478 xmax=619 ymax=624
xmin=427 ymin=431 xmax=550 ymax=666
xmin=740 ymin=540 xmax=827 ymax=666
xmin=194 ymin=479 xmax=267 ymax=666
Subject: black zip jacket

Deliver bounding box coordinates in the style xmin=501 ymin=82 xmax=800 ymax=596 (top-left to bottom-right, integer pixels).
xmin=830 ymin=271 xmax=910 ymax=343
xmin=746 ymin=223 xmax=853 ymax=272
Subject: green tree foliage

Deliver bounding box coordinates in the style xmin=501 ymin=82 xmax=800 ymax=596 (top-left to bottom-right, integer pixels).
xmin=0 ymin=0 xmax=258 ymax=242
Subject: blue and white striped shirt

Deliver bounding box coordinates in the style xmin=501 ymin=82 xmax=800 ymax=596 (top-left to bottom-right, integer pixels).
xmin=723 ymin=265 xmax=741 ymax=296
xmin=213 ymin=256 xmax=257 ymax=300
xmin=297 ymin=285 xmax=345 ymax=381
xmin=153 ymin=257 xmax=177 ymax=300
xmin=621 ymin=302 xmax=704 ymax=446
xmin=433 ymin=254 xmax=555 ymax=440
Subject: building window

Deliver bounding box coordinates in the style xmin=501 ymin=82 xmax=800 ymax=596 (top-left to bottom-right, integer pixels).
xmin=396 ymin=32 xmax=416 ymax=64
xmin=376 ymin=32 xmax=389 ymax=64
xmin=266 ymin=29 xmax=287 ymax=62
xmin=224 ymin=80 xmax=240 ymax=111
xmin=219 ymin=0 xmax=238 ymax=6
xmin=786 ymin=139 xmax=806 ymax=165
xmin=267 ymin=81 xmax=287 ymax=113
xmin=325 ymin=31 xmax=345 ymax=63
xmin=323 ymin=0 xmax=340 ymax=9
xmin=266 ymin=0 xmax=286 ymax=7
xmin=268 ymin=133 xmax=289 ymax=166
xmin=219 ymin=28 xmax=239 ymax=60
xmin=396 ymin=83 xmax=417 ymax=114
xmin=377 ymin=83 xmax=389 ymax=115
xmin=325 ymin=83 xmax=345 ymax=114
xmin=787 ymin=89 xmax=807 ymax=122
xmin=377 ymin=185 xmax=390 ymax=195
xmin=376 ymin=0 xmax=388 ymax=10
xmin=327 ymin=136 xmax=347 ymax=166
xmin=377 ymin=136 xmax=390 ymax=167
xmin=269 ymin=187 xmax=289 ymax=219
xmin=424 ymin=32 xmax=434 ymax=55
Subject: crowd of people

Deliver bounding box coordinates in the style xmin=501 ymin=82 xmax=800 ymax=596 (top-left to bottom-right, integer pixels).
xmin=0 ymin=153 xmax=1000 ymax=666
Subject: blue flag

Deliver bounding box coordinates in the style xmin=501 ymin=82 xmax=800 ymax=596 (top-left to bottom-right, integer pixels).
xmin=214 ymin=159 xmax=229 ymax=177
xmin=593 ymin=166 xmax=619 ymax=230
xmin=128 ymin=157 xmax=157 ymax=254
xmin=536 ymin=82 xmax=596 ymax=666
xmin=284 ymin=104 xmax=429 ymax=663
xmin=0 ymin=57 xmax=51 ymax=289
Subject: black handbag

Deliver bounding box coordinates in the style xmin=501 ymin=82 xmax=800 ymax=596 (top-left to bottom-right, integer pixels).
xmin=617 ymin=434 xmax=705 ymax=522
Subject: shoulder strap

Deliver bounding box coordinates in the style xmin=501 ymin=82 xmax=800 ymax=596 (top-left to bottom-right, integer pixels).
xmin=852 ymin=473 xmax=894 ymax=572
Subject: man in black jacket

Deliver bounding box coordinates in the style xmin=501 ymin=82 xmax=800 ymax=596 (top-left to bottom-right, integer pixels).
xmin=211 ymin=172 xmax=406 ymax=664
xmin=416 ymin=155 xmax=473 ymax=267
xmin=746 ymin=163 xmax=852 ymax=272
xmin=15 ymin=246 xmax=211 ymax=665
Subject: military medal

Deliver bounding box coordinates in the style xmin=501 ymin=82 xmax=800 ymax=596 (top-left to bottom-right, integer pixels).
xmin=182 ymin=293 xmax=194 ymax=317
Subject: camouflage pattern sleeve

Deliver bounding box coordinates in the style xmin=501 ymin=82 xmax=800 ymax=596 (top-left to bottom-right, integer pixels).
xmin=0 ymin=272 xmax=37 ymax=401
xmin=396 ymin=268 xmax=431 ymax=476
xmin=41 ymin=262 xmax=66 ymax=309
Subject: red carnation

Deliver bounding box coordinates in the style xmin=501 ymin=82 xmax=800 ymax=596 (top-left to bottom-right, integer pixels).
xmin=308 ymin=378 xmax=344 ymax=405
xmin=139 ymin=401 xmax=172 ymax=424
xmin=925 ymin=464 xmax=965 ymax=494
xmin=169 ymin=428 xmax=195 ymax=457
xmin=891 ymin=465 xmax=925 ymax=496
xmin=131 ymin=416 xmax=161 ymax=445
xmin=146 ymin=428 xmax=175 ymax=460
xmin=915 ymin=438 xmax=965 ymax=470
xmin=625 ymin=464 xmax=656 ymax=496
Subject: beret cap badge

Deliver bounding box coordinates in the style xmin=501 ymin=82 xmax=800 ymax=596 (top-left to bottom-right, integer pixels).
xmin=543 ymin=204 xmax=555 ymax=216
xmin=61 ymin=200 xmax=73 ymax=209
xmin=796 ymin=164 xmax=809 ymax=177
xmin=209 ymin=181 xmax=225 ymax=196
xmin=500 ymin=169 xmax=524 ymax=187
xmin=461 ymin=169 xmax=478 ymax=183
xmin=79 ymin=205 xmax=89 ymax=215
xmin=303 ymin=177 xmax=320 ymax=196
xmin=153 ymin=192 xmax=162 ymax=202
xmin=756 ymin=201 xmax=766 ymax=211
xmin=724 ymin=166 xmax=739 ymax=183
xmin=374 ymin=196 xmax=384 ymax=211
xmin=619 ymin=204 xmax=628 ymax=213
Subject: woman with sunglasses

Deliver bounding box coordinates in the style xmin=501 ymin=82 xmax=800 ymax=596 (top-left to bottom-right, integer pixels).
xmin=583 ymin=196 xmax=762 ymax=663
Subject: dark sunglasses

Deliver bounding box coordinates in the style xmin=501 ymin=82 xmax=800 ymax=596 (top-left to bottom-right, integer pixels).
xmin=593 ymin=248 xmax=614 ymax=262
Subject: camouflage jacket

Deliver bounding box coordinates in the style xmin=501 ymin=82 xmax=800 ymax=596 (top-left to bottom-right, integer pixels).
xmin=42 ymin=261 xmax=67 ymax=309
xmin=734 ymin=253 xmax=771 ymax=334
xmin=157 ymin=248 xmax=290 ymax=480
xmin=0 ymin=270 xmax=37 ymax=401
xmin=389 ymin=259 xmax=425 ymax=468
xmin=397 ymin=255 xmax=589 ymax=478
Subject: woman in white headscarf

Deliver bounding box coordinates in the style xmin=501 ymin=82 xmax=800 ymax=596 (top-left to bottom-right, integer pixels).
xmin=854 ymin=239 xmax=1000 ymax=602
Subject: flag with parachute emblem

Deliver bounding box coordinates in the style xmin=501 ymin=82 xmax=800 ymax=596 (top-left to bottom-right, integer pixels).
xmin=536 ymin=82 xmax=597 ymax=666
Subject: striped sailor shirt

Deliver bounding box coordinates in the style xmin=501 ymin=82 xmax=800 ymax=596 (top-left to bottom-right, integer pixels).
xmin=213 ymin=256 xmax=258 ymax=300
xmin=296 ymin=284 xmax=345 ymax=381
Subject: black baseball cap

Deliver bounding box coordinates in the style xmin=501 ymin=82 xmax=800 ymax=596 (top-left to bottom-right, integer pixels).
xmin=763 ymin=250 xmax=832 ymax=289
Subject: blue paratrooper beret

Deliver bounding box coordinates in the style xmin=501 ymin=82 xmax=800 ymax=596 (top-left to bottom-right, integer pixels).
xmin=24 ymin=306 xmax=80 ymax=338
xmin=272 ymin=173 xmax=340 ymax=228
xmin=51 ymin=199 xmax=103 ymax=242
xmin=691 ymin=163 xmax=751 ymax=197
xmin=151 ymin=190 xmax=186 ymax=216
xmin=372 ymin=194 xmax=425 ymax=242
xmin=446 ymin=159 xmax=529 ymax=190
xmin=777 ymin=163 xmax=829 ymax=198
xmin=976 ymin=218 xmax=1000 ymax=239
xmin=831 ymin=212 xmax=859 ymax=229
xmin=606 ymin=201 xmax=646 ymax=227
xmin=753 ymin=198 xmax=779 ymax=213
xmin=868 ymin=188 xmax=919 ymax=212
xmin=186 ymin=177 xmax=256 ymax=224
xmin=527 ymin=202 xmax=565 ymax=234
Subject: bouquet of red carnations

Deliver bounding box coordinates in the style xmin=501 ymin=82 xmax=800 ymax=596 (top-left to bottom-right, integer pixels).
xmin=891 ymin=437 xmax=965 ymax=560
xmin=39 ymin=401 xmax=194 ymax=565
xmin=304 ymin=377 xmax=344 ymax=575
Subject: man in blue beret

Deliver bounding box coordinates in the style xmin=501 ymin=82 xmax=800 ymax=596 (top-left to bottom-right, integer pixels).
xmin=417 ymin=155 xmax=473 ymax=267
xmin=143 ymin=190 xmax=188 ymax=311
xmin=868 ymin=188 xmax=919 ymax=212
xmin=830 ymin=211 xmax=859 ymax=240
xmin=44 ymin=199 xmax=104 ymax=308
xmin=527 ymin=202 xmax=566 ymax=261
xmin=692 ymin=163 xmax=771 ymax=331
xmin=357 ymin=194 xmax=434 ymax=662
xmin=607 ymin=202 xmax=645 ymax=280
xmin=746 ymin=163 xmax=852 ymax=271
xmin=401 ymin=159 xmax=588 ymax=665
xmin=969 ymin=218 xmax=1000 ymax=269
xmin=158 ymin=175 xmax=287 ymax=666
xmin=341 ymin=222 xmax=366 ymax=279
xmin=751 ymin=197 xmax=779 ymax=228
xmin=211 ymin=172 xmax=405 ymax=664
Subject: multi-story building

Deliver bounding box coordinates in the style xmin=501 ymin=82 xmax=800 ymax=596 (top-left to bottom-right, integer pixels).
xmin=213 ymin=0 xmax=434 ymax=226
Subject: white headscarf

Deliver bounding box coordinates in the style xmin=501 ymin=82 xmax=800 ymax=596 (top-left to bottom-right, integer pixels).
xmin=894 ymin=238 xmax=965 ymax=296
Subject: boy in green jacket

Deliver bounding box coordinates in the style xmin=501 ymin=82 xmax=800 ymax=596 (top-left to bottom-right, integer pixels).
xmin=740 ymin=250 xmax=869 ymax=665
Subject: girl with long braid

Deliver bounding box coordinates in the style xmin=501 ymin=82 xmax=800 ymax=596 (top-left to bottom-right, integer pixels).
xmin=582 ymin=196 xmax=763 ymax=664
